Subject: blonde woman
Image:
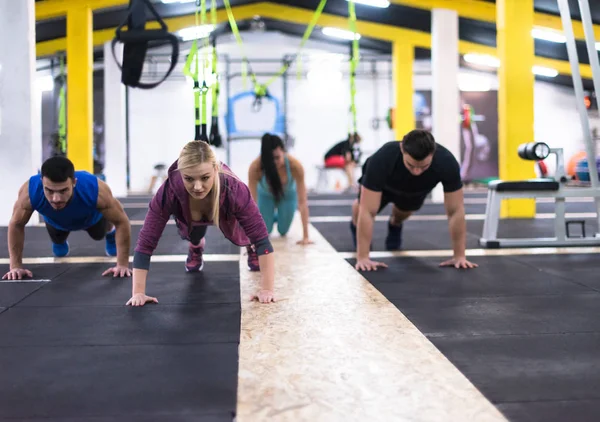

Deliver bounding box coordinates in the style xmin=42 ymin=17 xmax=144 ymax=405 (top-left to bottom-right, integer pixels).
xmin=127 ymin=141 xmax=276 ymax=306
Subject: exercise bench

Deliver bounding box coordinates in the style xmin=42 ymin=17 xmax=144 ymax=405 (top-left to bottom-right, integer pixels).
xmin=479 ymin=142 xmax=600 ymax=248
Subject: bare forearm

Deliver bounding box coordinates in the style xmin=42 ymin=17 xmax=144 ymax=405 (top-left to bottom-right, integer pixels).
xmin=8 ymin=224 xmax=25 ymax=269
xmin=258 ymin=253 xmax=275 ymax=291
xmin=299 ymin=201 xmax=310 ymax=239
xmin=115 ymin=222 xmax=131 ymax=267
xmin=132 ymin=269 xmax=148 ymax=294
xmin=448 ymin=210 xmax=467 ymax=258
xmin=357 ymin=210 xmax=374 ymax=260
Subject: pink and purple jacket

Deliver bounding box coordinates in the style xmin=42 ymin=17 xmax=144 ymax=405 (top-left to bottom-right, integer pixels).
xmin=133 ymin=160 xmax=270 ymax=267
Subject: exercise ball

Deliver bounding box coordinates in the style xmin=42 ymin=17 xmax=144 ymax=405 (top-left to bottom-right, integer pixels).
xmin=575 ymin=156 xmax=600 ymax=182
xmin=568 ymin=150 xmax=587 ymax=178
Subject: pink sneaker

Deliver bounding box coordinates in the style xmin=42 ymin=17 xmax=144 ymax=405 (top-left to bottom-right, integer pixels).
xmin=185 ymin=239 xmax=205 ymax=272
xmin=246 ymin=245 xmax=260 ymax=272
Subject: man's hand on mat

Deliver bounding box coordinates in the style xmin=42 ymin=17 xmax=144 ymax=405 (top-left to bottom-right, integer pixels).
xmin=102 ymin=265 xmax=132 ymax=278
xmin=355 ymin=258 xmax=388 ymax=272
xmin=252 ymin=289 xmax=275 ymax=303
xmin=439 ymin=256 xmax=478 ymax=269
xmin=126 ymin=293 xmax=158 ymax=307
xmin=296 ymin=237 xmax=314 ymax=246
xmin=2 ymin=268 xmax=33 ymax=280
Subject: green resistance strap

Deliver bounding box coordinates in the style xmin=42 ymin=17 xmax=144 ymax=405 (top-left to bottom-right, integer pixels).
xmin=223 ymin=0 xmax=328 ymax=110
xmin=209 ymin=0 xmax=222 ymax=147
xmin=57 ymin=55 xmax=67 ymax=155
xmin=348 ymin=0 xmax=359 ymax=137
xmin=183 ymin=0 xmax=211 ymax=142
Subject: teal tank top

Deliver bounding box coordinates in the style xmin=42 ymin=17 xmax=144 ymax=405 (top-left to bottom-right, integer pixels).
xmin=258 ymin=156 xmax=297 ymax=200
xmin=29 ymin=171 xmax=104 ymax=232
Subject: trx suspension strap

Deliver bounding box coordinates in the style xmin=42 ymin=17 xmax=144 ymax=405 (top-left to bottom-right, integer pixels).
xmin=222 ymin=0 xmax=328 ymax=111
xmin=209 ymin=0 xmax=222 ymax=147
xmin=348 ymin=0 xmax=360 ymax=138
xmin=57 ymin=55 xmax=67 ymax=155
xmin=183 ymin=0 xmax=210 ymax=142
xmin=112 ymin=0 xmax=179 ymax=89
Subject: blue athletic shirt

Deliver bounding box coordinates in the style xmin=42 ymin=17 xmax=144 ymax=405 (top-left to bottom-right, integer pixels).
xmin=29 ymin=171 xmax=104 ymax=232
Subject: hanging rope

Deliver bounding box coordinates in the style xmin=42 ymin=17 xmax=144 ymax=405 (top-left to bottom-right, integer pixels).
xmin=57 ymin=55 xmax=67 ymax=155
xmin=209 ymin=0 xmax=222 ymax=147
xmin=348 ymin=0 xmax=360 ymax=137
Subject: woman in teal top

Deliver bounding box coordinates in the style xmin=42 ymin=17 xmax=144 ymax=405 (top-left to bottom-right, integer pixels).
xmin=248 ymin=134 xmax=312 ymax=245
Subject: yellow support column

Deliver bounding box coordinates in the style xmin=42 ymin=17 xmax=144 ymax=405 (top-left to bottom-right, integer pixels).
xmin=497 ymin=0 xmax=536 ymax=218
xmin=392 ymin=41 xmax=415 ymax=140
xmin=66 ymin=5 xmax=94 ymax=172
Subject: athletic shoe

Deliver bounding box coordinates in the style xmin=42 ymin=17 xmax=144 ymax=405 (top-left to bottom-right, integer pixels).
xmin=105 ymin=229 xmax=117 ymax=257
xmin=385 ymin=221 xmax=403 ymax=250
xmin=186 ymin=239 xmax=205 ymax=272
xmin=247 ymin=245 xmax=260 ymax=272
xmin=52 ymin=241 xmax=69 ymax=258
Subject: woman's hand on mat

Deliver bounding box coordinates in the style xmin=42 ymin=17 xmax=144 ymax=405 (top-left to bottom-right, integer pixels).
xmin=296 ymin=237 xmax=314 ymax=246
xmin=126 ymin=293 xmax=158 ymax=307
xmin=355 ymin=258 xmax=388 ymax=272
xmin=102 ymin=265 xmax=132 ymax=278
xmin=2 ymin=268 xmax=33 ymax=280
xmin=252 ymin=289 xmax=276 ymax=303
xmin=439 ymin=256 xmax=478 ymax=269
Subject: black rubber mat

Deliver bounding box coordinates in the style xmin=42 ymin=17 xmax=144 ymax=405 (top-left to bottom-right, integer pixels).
xmin=0 ymin=259 xmax=241 ymax=420
xmin=307 ymin=200 xmax=599 ymax=217
xmin=350 ymin=253 xmax=600 ymax=422
xmin=16 ymin=262 xmax=240 ymax=306
xmin=497 ymin=400 xmax=600 ymax=422
xmin=0 ymin=225 xmax=240 ymax=258
xmin=0 ymin=264 xmax=70 ymax=307
xmin=348 ymin=257 xmax=593 ymax=300
xmin=0 ymin=343 xmax=238 ymax=420
xmin=314 ymin=218 xmax=600 ymax=251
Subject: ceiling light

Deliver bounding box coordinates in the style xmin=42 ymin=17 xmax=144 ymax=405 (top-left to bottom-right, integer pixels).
xmin=178 ymin=25 xmax=215 ymax=41
xmin=161 ymin=0 xmax=196 ymax=4
xmin=346 ymin=0 xmax=390 ymax=7
xmin=322 ymin=27 xmax=361 ymax=41
xmin=463 ymin=53 xmax=500 ymax=68
xmin=532 ymin=66 xmax=559 ymax=78
xmin=458 ymin=73 xmax=491 ymax=92
xmin=531 ymin=27 xmax=566 ymax=43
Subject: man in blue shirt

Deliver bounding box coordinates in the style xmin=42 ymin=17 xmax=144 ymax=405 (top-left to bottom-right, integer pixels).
xmin=3 ymin=156 xmax=132 ymax=280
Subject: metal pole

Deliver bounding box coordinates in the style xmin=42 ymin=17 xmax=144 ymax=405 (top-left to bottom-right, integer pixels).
xmin=225 ymin=55 xmax=231 ymax=165
xmin=577 ymin=0 xmax=600 ymax=233
xmin=557 ymin=0 xmax=600 ymax=189
xmin=282 ymin=58 xmax=288 ymax=143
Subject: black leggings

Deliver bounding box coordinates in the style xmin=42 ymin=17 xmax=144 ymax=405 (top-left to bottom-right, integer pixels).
xmin=189 ymin=225 xmax=208 ymax=246
xmin=45 ymin=217 xmax=111 ymax=244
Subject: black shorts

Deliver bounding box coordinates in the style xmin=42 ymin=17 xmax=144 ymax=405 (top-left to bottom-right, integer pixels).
xmin=45 ymin=217 xmax=111 ymax=244
xmin=357 ymin=188 xmax=426 ymax=214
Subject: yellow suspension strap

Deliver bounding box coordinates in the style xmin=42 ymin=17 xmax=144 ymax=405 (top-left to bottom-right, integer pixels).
xmin=57 ymin=54 xmax=67 ymax=155
xmin=208 ymin=0 xmax=222 ymax=147
xmin=223 ymin=0 xmax=328 ymax=111
xmin=348 ymin=0 xmax=360 ymax=139
xmin=183 ymin=0 xmax=210 ymax=141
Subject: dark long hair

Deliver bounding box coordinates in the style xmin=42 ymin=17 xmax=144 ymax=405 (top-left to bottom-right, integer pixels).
xmin=260 ymin=133 xmax=286 ymax=202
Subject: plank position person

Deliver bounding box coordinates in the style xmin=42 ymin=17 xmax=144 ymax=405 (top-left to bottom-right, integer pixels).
xmin=127 ymin=140 xmax=276 ymax=306
xmin=248 ymin=133 xmax=313 ymax=245
xmin=3 ymin=156 xmax=132 ymax=280
xmin=351 ymin=129 xmax=478 ymax=271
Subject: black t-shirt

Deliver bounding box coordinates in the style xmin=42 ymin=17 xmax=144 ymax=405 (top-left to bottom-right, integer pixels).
xmin=325 ymin=140 xmax=361 ymax=163
xmin=359 ymin=141 xmax=462 ymax=199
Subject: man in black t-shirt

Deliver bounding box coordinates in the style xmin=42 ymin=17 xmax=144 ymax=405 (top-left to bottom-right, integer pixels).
xmin=324 ymin=133 xmax=362 ymax=191
xmin=350 ymin=129 xmax=477 ymax=271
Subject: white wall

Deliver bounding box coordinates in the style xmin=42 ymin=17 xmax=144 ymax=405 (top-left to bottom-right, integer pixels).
xmin=126 ymin=32 xmax=395 ymax=192
xmin=124 ymin=30 xmax=600 ymax=192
